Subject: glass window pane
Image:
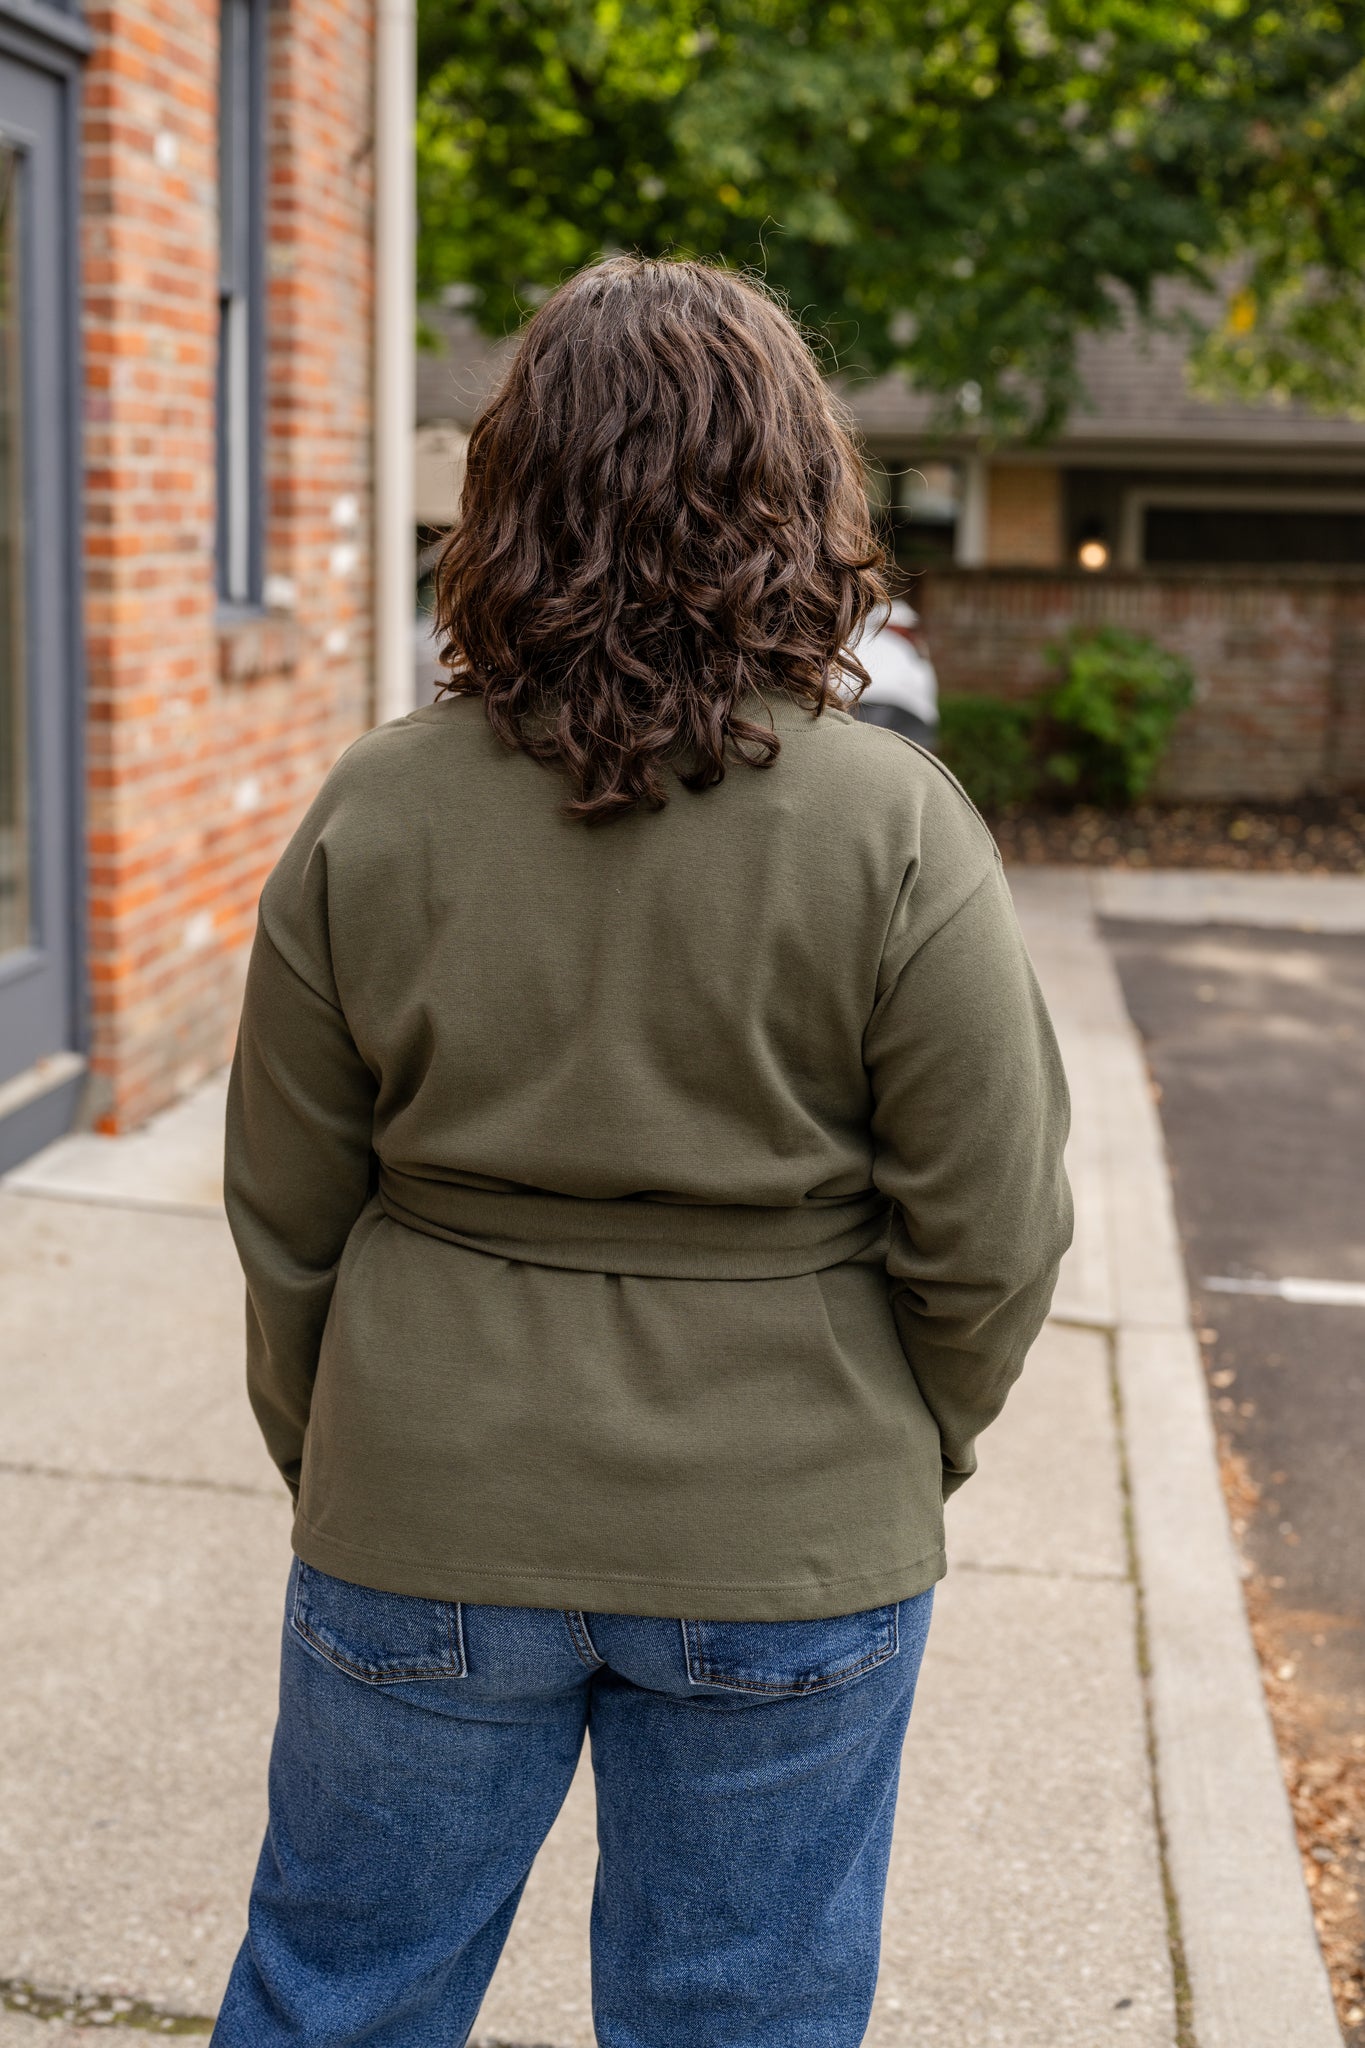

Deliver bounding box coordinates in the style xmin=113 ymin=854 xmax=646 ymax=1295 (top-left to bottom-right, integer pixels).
xmin=0 ymin=142 xmax=31 ymax=960
xmin=216 ymin=0 xmax=261 ymax=606
xmin=891 ymin=459 xmax=962 ymax=571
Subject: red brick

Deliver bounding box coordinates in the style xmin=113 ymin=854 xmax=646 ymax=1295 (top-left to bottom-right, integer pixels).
xmin=81 ymin=0 xmax=374 ymax=1133
xmin=918 ymin=568 xmax=1365 ymax=801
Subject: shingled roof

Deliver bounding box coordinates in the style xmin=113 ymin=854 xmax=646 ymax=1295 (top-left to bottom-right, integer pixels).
xmin=416 ymin=301 xmax=1365 ymax=458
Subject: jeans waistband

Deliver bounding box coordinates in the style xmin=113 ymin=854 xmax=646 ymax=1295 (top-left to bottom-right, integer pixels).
xmin=376 ymin=1164 xmax=889 ymax=1280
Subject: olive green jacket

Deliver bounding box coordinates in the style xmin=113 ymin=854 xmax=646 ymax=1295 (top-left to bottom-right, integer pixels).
xmin=225 ymin=694 xmax=1072 ymax=1620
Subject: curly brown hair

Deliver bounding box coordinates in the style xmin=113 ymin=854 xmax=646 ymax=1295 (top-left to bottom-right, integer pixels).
xmin=433 ymin=257 xmax=885 ymax=823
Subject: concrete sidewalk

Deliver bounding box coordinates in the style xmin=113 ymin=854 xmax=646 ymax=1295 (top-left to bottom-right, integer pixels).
xmin=0 ymin=872 xmax=1341 ymax=2047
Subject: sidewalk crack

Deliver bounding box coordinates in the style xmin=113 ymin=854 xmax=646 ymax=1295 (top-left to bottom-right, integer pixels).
xmin=1108 ymin=1333 xmax=1199 ymax=2048
xmin=951 ymin=1557 xmax=1128 ymax=1585
xmin=0 ymin=1459 xmax=278 ymax=1501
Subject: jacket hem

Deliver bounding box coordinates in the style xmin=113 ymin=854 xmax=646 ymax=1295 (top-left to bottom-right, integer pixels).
xmin=290 ymin=1509 xmax=947 ymax=1622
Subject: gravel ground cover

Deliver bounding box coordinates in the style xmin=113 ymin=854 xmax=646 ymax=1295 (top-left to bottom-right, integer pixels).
xmin=988 ymin=795 xmax=1365 ymax=873
xmin=1220 ymin=1446 xmax=1365 ymax=2043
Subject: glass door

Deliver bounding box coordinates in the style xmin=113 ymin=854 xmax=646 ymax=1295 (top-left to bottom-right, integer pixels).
xmin=0 ymin=45 xmax=83 ymax=1170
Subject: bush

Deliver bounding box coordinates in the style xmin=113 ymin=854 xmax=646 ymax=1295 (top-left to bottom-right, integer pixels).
xmin=936 ymin=696 xmax=1040 ymax=810
xmin=1042 ymin=627 xmax=1196 ymax=806
xmin=936 ymin=630 xmax=1197 ymax=813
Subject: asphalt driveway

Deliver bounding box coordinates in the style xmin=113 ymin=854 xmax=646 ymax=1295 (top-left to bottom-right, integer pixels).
xmin=1105 ymin=917 xmax=1365 ymax=1730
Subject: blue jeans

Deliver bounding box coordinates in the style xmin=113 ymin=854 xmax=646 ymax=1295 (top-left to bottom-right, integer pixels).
xmin=213 ymin=1561 xmax=934 ymax=2048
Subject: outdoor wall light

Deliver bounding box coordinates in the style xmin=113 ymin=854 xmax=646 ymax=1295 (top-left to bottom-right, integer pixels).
xmin=1077 ymin=520 xmax=1110 ymax=572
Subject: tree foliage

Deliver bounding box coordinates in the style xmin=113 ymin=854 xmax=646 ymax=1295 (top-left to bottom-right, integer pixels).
xmin=417 ymin=1 xmax=1365 ymax=432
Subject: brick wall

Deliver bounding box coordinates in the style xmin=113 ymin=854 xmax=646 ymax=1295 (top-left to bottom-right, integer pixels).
xmin=985 ymin=464 xmax=1063 ymax=568
xmin=81 ymin=0 xmax=374 ymax=1133
xmin=918 ymin=569 xmax=1365 ymax=800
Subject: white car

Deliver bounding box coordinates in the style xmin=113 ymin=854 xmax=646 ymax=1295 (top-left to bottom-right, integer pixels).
xmin=845 ymin=599 xmax=939 ymax=750
xmin=414 ymin=605 xmax=445 ymax=705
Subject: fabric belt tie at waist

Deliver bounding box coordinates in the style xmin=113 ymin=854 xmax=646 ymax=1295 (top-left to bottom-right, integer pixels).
xmin=376 ymin=1165 xmax=890 ymax=1280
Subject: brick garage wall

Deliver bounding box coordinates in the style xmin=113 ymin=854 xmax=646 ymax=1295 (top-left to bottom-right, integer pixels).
xmin=918 ymin=569 xmax=1365 ymax=800
xmin=81 ymin=0 xmax=374 ymax=1133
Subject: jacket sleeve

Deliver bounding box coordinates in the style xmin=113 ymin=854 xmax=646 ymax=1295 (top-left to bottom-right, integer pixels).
xmin=224 ymin=850 xmax=378 ymax=1499
xmin=864 ymin=856 xmax=1072 ymax=1497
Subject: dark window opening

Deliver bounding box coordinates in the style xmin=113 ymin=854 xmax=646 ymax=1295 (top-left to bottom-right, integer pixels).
xmin=884 ymin=460 xmax=960 ymax=572
xmin=1144 ymin=506 xmax=1365 ymax=569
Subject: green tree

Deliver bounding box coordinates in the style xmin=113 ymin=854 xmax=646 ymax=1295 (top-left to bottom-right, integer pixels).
xmin=417 ymin=1 xmax=1365 ymax=433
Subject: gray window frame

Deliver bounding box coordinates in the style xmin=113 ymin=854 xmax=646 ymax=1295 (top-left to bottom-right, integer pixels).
xmin=0 ymin=0 xmax=90 ymax=1168
xmin=216 ymin=0 xmax=266 ymax=611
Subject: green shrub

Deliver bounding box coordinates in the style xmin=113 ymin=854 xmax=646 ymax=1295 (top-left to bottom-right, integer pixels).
xmin=937 ymin=696 xmax=1040 ymax=810
xmin=1042 ymin=627 xmax=1196 ymax=806
xmin=935 ymin=630 xmax=1197 ymax=812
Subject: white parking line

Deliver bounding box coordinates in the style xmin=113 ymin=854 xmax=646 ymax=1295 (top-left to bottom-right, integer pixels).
xmin=1203 ymin=1275 xmax=1365 ymax=1308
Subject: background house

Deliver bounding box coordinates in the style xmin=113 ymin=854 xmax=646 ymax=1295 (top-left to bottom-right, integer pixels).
xmin=1 ymin=0 xmax=386 ymax=1172
xmin=858 ymin=316 xmax=1365 ymax=805
xmin=855 ymin=314 xmax=1365 ymax=576
xmin=416 ymin=301 xmax=1365 ymax=804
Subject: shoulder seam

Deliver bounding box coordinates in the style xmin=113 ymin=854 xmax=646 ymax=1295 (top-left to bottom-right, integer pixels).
xmin=865 ymin=860 xmax=1003 ymax=1046
xmin=256 ymin=906 xmax=344 ymax=1015
xmin=913 ymin=859 xmax=1001 ymax=956
xmin=884 ymin=732 xmax=1001 ymax=860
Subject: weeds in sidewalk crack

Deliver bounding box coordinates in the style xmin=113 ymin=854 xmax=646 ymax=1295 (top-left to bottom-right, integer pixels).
xmin=0 ymin=1978 xmax=213 ymax=2033
xmin=1107 ymin=1335 xmax=1199 ymax=2048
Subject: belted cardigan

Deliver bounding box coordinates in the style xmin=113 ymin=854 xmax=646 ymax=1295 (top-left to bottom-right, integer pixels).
xmin=224 ymin=693 xmax=1072 ymax=1621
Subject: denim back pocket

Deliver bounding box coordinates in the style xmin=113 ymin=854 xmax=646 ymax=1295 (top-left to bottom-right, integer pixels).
xmin=683 ymin=1604 xmax=899 ymax=1698
xmin=291 ymin=1561 xmax=467 ymax=1683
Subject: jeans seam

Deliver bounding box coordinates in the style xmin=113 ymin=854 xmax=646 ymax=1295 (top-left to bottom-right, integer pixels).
xmin=564 ymin=1609 xmax=604 ymax=1670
